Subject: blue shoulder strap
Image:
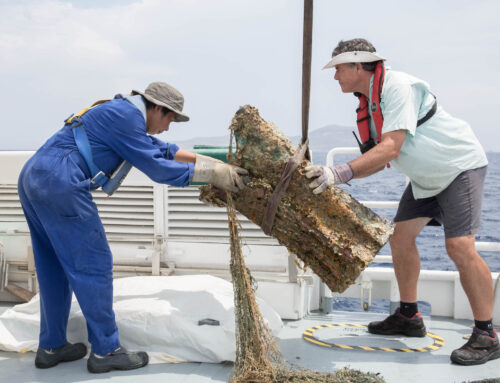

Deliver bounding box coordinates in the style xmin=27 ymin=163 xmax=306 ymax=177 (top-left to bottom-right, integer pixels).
xmin=67 ymin=95 xmax=138 ymax=196
xmin=71 ymin=120 xmax=109 ymax=187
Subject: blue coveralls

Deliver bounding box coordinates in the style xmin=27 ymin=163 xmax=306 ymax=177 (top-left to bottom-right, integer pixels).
xmin=18 ymin=97 xmax=194 ymax=355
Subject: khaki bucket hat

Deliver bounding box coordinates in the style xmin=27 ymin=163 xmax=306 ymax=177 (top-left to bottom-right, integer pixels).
xmin=132 ymin=82 xmax=189 ymax=122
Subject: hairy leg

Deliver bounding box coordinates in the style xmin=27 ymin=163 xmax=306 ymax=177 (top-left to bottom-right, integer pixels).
xmin=389 ymin=217 xmax=431 ymax=302
xmin=446 ymin=235 xmax=493 ymax=321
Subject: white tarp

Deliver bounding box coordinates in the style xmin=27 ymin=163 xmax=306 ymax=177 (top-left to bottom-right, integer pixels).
xmin=0 ymin=275 xmax=283 ymax=363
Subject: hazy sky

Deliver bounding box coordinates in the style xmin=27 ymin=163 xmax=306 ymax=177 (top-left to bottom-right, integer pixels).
xmin=1 ymin=0 xmax=499 ymax=151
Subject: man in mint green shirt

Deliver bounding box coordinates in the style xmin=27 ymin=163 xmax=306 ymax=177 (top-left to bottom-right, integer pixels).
xmin=306 ymin=38 xmax=497 ymax=366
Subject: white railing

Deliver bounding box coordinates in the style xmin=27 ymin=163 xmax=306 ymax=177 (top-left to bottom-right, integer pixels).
xmin=323 ymin=147 xmax=500 ymax=318
xmin=326 ymin=146 xmax=500 ymax=255
xmin=0 ymin=151 xmax=309 ymax=319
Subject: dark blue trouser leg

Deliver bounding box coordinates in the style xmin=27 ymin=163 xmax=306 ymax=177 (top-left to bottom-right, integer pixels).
xmin=19 ymin=154 xmax=120 ymax=355
xmin=58 ymin=213 xmax=119 ymax=355
xmin=53 ymin=214 xmax=119 ymax=355
xmin=18 ymin=182 xmax=72 ymax=350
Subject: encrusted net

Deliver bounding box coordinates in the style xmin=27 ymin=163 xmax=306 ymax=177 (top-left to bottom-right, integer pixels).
xmin=226 ymin=134 xmax=386 ymax=383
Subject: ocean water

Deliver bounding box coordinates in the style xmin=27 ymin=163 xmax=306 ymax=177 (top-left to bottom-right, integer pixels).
xmin=313 ymin=151 xmax=500 ymax=272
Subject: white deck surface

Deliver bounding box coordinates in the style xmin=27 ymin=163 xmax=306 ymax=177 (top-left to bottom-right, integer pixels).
xmin=1 ymin=303 xmax=499 ymax=383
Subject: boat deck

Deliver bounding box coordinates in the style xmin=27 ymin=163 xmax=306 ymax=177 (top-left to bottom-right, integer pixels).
xmin=1 ymin=303 xmax=499 ymax=383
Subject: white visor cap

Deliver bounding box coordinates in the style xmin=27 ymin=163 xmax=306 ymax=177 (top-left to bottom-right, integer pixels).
xmin=323 ymin=51 xmax=386 ymax=69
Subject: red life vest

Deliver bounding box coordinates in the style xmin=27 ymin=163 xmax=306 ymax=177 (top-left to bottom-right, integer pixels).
xmin=354 ymin=61 xmax=437 ymax=163
xmin=356 ymin=61 xmax=385 ymax=144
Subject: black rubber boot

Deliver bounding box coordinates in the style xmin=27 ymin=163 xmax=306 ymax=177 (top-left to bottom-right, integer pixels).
xmin=35 ymin=342 xmax=87 ymax=369
xmin=87 ymin=346 xmax=149 ymax=373
xmin=451 ymin=328 xmax=500 ymax=365
xmin=367 ymin=308 xmax=427 ymax=337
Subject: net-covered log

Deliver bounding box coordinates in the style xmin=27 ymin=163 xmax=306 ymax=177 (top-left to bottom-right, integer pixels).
xmin=200 ymin=105 xmax=393 ymax=293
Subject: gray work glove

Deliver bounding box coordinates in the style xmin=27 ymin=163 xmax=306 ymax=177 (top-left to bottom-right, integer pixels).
xmin=192 ymin=153 xmax=248 ymax=193
xmin=195 ymin=153 xmax=224 ymax=164
xmin=305 ymin=163 xmax=353 ymax=194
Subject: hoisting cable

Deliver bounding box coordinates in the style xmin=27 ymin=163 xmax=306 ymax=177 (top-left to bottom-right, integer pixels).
xmin=301 ymin=0 xmax=313 ymax=160
xmin=261 ymin=0 xmax=313 ymax=236
xmin=494 ymin=273 xmax=500 ymax=330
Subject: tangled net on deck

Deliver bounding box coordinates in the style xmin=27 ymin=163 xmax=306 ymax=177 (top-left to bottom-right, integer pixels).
xmin=225 ymin=134 xmax=386 ymax=383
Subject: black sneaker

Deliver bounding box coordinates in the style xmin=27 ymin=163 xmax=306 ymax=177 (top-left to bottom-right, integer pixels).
xmin=87 ymin=346 xmax=149 ymax=373
xmin=367 ymin=308 xmax=427 ymax=337
xmin=35 ymin=342 xmax=87 ymax=369
xmin=451 ymin=328 xmax=500 ymax=366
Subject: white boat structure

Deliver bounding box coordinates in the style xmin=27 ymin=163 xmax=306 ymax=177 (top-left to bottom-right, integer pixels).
xmin=1 ymin=149 xmax=499 ymax=383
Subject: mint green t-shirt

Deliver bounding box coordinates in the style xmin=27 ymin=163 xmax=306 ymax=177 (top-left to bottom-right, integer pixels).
xmin=368 ymin=70 xmax=488 ymax=199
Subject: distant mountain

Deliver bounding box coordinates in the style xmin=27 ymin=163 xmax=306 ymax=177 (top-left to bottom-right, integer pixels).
xmin=175 ymin=124 xmax=358 ymax=154
xmin=292 ymin=124 xmax=358 ymax=152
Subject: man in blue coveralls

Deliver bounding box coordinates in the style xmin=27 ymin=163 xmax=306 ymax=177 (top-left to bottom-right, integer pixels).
xmin=18 ymin=82 xmax=247 ymax=373
xmin=306 ymin=38 xmax=499 ymax=365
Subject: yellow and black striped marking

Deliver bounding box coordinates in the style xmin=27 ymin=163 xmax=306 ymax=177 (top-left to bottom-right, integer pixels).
xmin=302 ymin=323 xmax=444 ymax=353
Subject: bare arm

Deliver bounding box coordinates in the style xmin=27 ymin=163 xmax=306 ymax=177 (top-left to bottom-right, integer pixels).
xmin=173 ymin=148 xmax=197 ymax=163
xmin=349 ymin=130 xmax=407 ymax=178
